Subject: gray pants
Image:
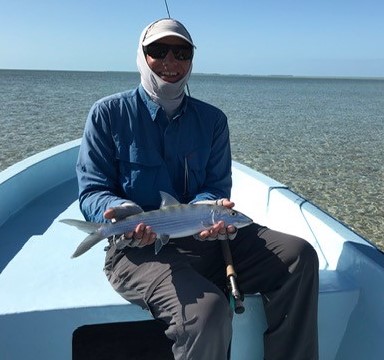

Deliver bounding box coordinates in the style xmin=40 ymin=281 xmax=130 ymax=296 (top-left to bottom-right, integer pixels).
xmin=104 ymin=223 xmax=319 ymax=360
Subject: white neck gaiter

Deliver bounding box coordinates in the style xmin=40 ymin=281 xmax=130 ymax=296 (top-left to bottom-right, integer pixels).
xmin=136 ymin=25 xmax=192 ymax=118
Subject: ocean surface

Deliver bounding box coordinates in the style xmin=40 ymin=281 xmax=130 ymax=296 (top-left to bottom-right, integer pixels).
xmin=0 ymin=69 xmax=383 ymax=249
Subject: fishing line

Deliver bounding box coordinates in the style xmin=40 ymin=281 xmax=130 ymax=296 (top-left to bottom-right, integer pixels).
xmin=162 ymin=0 xmax=191 ymax=96
xmin=164 ymin=0 xmax=171 ymax=18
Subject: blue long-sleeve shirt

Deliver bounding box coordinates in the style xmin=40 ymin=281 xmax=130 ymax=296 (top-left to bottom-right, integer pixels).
xmin=77 ymin=85 xmax=232 ymax=223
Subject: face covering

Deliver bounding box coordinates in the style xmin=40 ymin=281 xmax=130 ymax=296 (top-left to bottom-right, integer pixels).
xmin=136 ymin=22 xmax=193 ymax=118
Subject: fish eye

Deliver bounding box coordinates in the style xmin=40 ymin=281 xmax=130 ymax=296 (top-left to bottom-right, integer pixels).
xmin=230 ymin=210 xmax=237 ymax=216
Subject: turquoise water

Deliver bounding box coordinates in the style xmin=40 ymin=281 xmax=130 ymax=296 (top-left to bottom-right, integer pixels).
xmin=0 ymin=70 xmax=383 ymax=248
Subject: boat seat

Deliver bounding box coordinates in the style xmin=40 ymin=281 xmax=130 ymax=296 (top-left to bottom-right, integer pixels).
xmin=230 ymin=269 xmax=359 ymax=360
xmin=68 ymin=270 xmax=361 ymax=360
xmin=0 ymin=197 xmax=359 ymax=359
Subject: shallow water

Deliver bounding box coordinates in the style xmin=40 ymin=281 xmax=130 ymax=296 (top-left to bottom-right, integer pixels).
xmin=1 ymin=70 xmax=383 ymax=249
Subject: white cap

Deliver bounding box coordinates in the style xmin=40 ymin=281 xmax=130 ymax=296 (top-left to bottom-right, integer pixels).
xmin=142 ymin=18 xmax=195 ymax=47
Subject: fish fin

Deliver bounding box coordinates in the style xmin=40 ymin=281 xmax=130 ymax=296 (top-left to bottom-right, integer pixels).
xmin=71 ymin=232 xmax=105 ymax=258
xmin=159 ymin=191 xmax=180 ymax=207
xmin=60 ymin=219 xmax=99 ymax=234
xmin=154 ymin=234 xmax=170 ymax=255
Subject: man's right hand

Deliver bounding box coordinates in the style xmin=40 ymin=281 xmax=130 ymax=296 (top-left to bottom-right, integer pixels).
xmin=104 ymin=204 xmax=157 ymax=248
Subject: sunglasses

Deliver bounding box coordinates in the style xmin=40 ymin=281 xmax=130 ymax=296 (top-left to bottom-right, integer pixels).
xmin=143 ymin=43 xmax=194 ymax=61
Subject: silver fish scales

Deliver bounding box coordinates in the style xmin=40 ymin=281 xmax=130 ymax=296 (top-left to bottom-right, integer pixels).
xmin=60 ymin=192 xmax=253 ymax=258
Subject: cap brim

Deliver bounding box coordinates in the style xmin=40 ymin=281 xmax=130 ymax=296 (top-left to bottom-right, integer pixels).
xmin=142 ymin=32 xmax=195 ymax=47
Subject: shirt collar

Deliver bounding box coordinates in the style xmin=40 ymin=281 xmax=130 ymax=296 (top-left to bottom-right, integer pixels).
xmin=139 ymin=84 xmax=160 ymax=120
xmin=138 ymin=84 xmax=188 ymax=121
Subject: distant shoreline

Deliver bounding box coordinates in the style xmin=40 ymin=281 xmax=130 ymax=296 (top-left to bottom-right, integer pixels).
xmin=1 ymin=68 xmax=383 ymax=81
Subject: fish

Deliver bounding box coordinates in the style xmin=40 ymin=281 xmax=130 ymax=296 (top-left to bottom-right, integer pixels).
xmin=60 ymin=191 xmax=253 ymax=258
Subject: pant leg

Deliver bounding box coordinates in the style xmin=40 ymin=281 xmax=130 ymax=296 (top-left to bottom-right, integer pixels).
xmin=104 ymin=242 xmax=232 ymax=360
xmin=230 ymin=224 xmax=319 ymax=360
xmin=149 ymin=266 xmax=232 ymax=360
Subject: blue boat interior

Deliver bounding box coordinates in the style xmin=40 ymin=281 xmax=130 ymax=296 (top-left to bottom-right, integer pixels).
xmin=1 ymin=140 xmax=383 ymax=359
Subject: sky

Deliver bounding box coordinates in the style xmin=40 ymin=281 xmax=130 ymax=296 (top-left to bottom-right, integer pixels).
xmin=1 ymin=0 xmax=383 ymax=77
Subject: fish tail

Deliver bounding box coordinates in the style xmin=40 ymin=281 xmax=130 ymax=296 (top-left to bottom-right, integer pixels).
xmin=71 ymin=232 xmax=105 ymax=258
xmin=60 ymin=219 xmax=104 ymax=258
xmin=60 ymin=219 xmax=99 ymax=234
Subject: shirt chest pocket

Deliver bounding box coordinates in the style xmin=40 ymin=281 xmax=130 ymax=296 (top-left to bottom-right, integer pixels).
xmin=116 ymin=145 xmax=164 ymax=198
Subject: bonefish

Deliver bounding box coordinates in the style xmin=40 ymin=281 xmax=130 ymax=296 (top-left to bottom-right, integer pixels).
xmin=60 ymin=191 xmax=253 ymax=258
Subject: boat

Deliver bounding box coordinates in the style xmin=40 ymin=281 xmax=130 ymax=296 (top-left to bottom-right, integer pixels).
xmin=1 ymin=139 xmax=383 ymax=359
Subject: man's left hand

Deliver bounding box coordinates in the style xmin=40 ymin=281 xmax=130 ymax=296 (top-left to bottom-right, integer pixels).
xmin=194 ymin=198 xmax=238 ymax=241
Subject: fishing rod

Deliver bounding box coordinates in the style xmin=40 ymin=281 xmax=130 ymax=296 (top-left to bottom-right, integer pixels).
xmin=221 ymin=239 xmax=245 ymax=314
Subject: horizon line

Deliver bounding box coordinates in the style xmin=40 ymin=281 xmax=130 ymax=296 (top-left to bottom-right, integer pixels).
xmin=1 ymin=68 xmax=383 ymax=81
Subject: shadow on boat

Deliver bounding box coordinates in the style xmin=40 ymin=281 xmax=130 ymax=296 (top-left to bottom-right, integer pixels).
xmin=0 ymin=178 xmax=78 ymax=273
xmin=332 ymin=240 xmax=384 ymax=359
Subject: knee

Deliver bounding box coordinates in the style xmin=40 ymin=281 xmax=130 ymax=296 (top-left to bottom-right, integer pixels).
xmin=300 ymin=240 xmax=319 ymax=270
xmin=290 ymin=241 xmax=320 ymax=291
xmin=288 ymin=238 xmax=319 ymax=275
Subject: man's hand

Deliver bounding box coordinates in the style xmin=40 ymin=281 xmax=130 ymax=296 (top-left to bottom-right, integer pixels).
xmin=194 ymin=198 xmax=238 ymax=241
xmin=103 ymin=202 xmax=143 ymax=221
xmin=103 ymin=204 xmax=156 ymax=248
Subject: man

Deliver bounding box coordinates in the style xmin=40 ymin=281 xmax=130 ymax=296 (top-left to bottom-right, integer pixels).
xmin=77 ymin=18 xmax=319 ymax=359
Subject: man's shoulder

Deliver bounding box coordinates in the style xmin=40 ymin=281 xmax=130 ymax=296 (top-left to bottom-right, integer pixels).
xmin=94 ymin=88 xmax=139 ymax=108
xmin=187 ymin=96 xmax=224 ymax=113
